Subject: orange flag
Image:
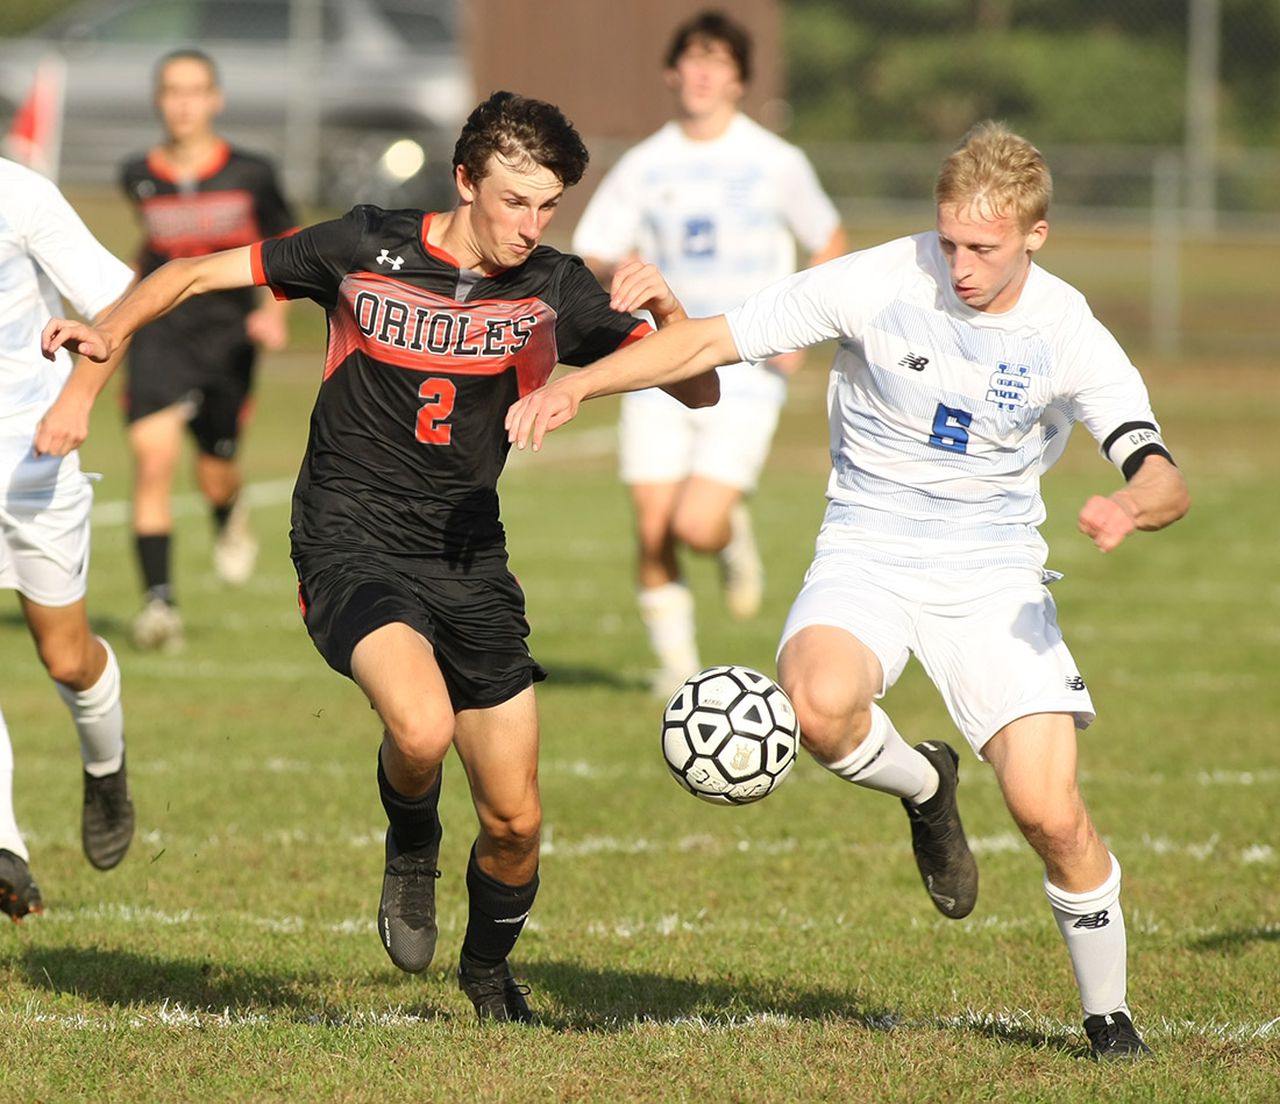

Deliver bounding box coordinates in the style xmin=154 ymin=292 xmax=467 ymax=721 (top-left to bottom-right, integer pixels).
xmin=4 ymin=56 xmax=66 ymax=181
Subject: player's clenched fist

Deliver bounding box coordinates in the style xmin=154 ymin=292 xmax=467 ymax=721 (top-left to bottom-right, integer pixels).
xmin=1077 ymin=494 xmax=1137 ymax=552
xmin=505 ymin=379 xmax=584 ymax=452
xmin=42 ymin=318 xmax=114 ymax=364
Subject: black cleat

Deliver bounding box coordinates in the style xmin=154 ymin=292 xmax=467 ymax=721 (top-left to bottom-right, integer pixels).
xmin=458 ymin=952 xmax=533 ymax=1023
xmin=83 ymin=756 xmax=135 ymax=870
xmin=902 ymin=741 xmax=979 ymax=919
xmin=1085 ymin=1011 xmax=1152 ymax=1061
xmin=0 ymin=849 xmax=43 ymax=922
xmin=377 ymin=828 xmax=441 ymax=973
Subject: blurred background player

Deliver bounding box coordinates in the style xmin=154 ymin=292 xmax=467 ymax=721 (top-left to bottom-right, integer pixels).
xmin=120 ymin=49 xmax=296 ymax=652
xmin=572 ymin=9 xmax=846 ymax=695
xmin=0 ymin=157 xmax=136 ymax=921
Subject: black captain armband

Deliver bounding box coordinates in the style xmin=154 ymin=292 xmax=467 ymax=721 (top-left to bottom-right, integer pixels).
xmin=1102 ymin=421 xmax=1175 ymax=480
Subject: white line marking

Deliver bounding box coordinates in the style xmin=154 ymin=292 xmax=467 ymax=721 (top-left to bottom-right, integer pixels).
xmin=88 ymin=427 xmax=619 ymax=527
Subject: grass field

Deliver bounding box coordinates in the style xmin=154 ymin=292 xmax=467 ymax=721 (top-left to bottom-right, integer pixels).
xmin=2 ymin=196 xmax=1278 ymax=1101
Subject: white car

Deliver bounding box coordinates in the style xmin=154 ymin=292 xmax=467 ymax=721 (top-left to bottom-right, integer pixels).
xmin=0 ymin=0 xmax=472 ymax=207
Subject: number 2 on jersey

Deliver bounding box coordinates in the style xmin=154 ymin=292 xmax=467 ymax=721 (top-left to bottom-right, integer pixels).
xmin=929 ymin=402 xmax=972 ymax=453
xmin=415 ymin=377 xmax=457 ymax=445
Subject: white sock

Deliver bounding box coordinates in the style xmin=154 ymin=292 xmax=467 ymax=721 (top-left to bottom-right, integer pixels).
xmin=637 ymin=582 xmax=699 ymax=673
xmin=54 ymin=637 xmax=125 ymax=777
xmin=0 ymin=706 xmax=29 ymax=861
xmin=819 ymin=704 xmax=938 ymax=803
xmin=1045 ymin=853 xmax=1130 ymax=1018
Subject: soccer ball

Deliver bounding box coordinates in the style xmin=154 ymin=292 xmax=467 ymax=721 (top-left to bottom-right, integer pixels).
xmin=661 ymin=665 xmax=799 ymax=805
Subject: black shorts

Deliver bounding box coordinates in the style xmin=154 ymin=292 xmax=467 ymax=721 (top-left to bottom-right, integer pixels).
xmin=295 ymin=556 xmax=547 ymax=712
xmin=125 ymin=308 xmax=255 ymax=458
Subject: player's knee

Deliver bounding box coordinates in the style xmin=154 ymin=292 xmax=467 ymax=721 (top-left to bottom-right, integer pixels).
xmin=784 ymin=671 xmax=872 ymax=758
xmin=384 ymin=709 xmax=454 ymax=772
xmin=35 ymin=638 xmax=93 ymax=687
xmin=1013 ymin=802 xmax=1093 ymax=863
xmin=671 ymin=511 xmax=727 ymax=554
xmin=479 ymin=803 xmax=541 ymax=855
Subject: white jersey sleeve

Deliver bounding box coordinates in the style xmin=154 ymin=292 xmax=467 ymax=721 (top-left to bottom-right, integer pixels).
xmin=571 ymin=151 xmax=647 ymax=265
xmin=726 ymin=250 xmax=870 ymax=362
xmin=0 ymin=158 xmax=133 ymax=429
xmin=775 ymin=144 xmax=841 ymax=256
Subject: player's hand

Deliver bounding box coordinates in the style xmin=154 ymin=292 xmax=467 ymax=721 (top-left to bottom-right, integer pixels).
xmin=41 ymin=318 xmax=114 ymax=363
xmin=609 ymin=258 xmax=681 ymax=323
xmin=1077 ymin=494 xmax=1137 ymax=552
xmin=245 ymin=306 xmax=288 ymax=351
xmin=768 ymin=350 xmax=805 ymax=376
xmin=33 ymin=390 xmax=92 ymax=457
xmin=505 ymin=380 xmax=582 ymax=452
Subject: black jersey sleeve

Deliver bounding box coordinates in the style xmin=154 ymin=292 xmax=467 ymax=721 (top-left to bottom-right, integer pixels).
xmin=254 ymin=207 xmax=368 ymax=310
xmin=552 ymin=255 xmax=652 ymax=367
xmin=249 ymin=157 xmax=297 ymax=238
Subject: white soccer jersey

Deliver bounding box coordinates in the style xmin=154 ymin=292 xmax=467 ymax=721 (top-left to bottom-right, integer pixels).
xmin=572 ymin=115 xmax=840 ymax=403
xmin=0 ymin=158 xmax=133 ymax=436
xmin=726 ymin=233 xmax=1161 ymax=569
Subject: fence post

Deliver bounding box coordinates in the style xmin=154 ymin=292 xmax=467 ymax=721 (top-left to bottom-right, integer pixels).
xmin=1185 ymin=0 xmax=1220 ymax=234
xmin=1151 ymin=153 xmax=1183 ymax=358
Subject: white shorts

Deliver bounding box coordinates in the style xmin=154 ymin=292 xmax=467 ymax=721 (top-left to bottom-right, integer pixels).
xmin=778 ymin=549 xmax=1095 ymax=756
xmin=619 ymin=390 xmax=782 ymax=492
xmin=0 ymin=445 xmax=95 ymax=607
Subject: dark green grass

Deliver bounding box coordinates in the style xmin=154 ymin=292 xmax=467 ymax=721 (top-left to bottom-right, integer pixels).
xmin=1 ymin=195 xmax=1277 ymax=1100
xmin=2 ymin=356 xmax=1276 ymax=1102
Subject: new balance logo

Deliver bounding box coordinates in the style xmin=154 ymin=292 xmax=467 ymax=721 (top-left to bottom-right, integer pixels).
xmin=1073 ymin=909 xmax=1110 ymax=930
xmin=1065 ymin=675 xmax=1087 ymax=691
xmin=376 ymin=249 xmax=404 ymax=270
xmin=899 ymin=353 xmax=930 ymax=372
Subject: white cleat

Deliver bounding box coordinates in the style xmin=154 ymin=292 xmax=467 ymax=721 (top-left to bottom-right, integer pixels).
xmin=649 ymin=665 xmax=694 ymax=700
xmin=718 ymin=503 xmax=764 ymax=620
xmin=213 ymin=497 xmax=258 ymax=587
xmin=131 ymin=599 xmax=184 ymax=653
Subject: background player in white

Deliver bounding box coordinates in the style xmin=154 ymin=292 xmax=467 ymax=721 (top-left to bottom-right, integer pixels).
xmin=572 ymin=10 xmax=846 ymax=694
xmin=0 ymin=158 xmax=137 ymax=921
xmin=509 ymin=122 xmax=1190 ymax=1060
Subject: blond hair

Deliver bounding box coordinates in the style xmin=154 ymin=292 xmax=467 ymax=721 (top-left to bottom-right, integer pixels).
xmin=934 ymin=121 xmax=1052 ymax=228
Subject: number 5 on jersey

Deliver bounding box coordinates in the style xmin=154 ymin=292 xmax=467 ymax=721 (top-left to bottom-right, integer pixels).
xmin=415 ymin=377 xmax=457 ymax=445
xmin=929 ymin=402 xmax=972 ymax=454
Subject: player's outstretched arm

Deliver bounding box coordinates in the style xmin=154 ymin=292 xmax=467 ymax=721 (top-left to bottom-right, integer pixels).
xmin=607 ymin=258 xmax=718 ymax=410
xmin=506 ymin=315 xmax=738 ymax=452
xmin=1077 ymin=455 xmax=1190 ymax=552
xmin=33 ymin=295 xmax=135 ymax=457
xmin=42 ymin=246 xmax=257 ymax=364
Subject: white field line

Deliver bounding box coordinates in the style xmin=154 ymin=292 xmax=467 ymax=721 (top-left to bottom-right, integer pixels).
xmin=5 ymin=997 xmax=1277 ymax=1043
xmin=88 ymin=427 xmax=618 ymax=528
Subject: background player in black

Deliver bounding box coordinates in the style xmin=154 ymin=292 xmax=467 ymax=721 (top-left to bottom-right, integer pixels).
xmin=121 ymin=49 xmax=296 ymax=652
xmin=43 ymin=91 xmax=718 ymax=1022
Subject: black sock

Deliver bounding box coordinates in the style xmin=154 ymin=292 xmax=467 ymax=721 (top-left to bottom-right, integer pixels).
xmin=377 ymin=753 xmax=441 ymax=853
xmin=135 ymin=534 xmax=173 ymax=604
xmin=212 ymin=493 xmax=237 ymax=533
xmin=462 ymin=845 xmax=539 ymax=969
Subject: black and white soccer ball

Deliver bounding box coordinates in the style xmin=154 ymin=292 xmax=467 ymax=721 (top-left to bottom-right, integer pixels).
xmin=661 ymin=665 xmax=799 ymax=805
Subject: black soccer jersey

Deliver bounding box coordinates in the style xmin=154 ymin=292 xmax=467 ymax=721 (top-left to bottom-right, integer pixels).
xmin=122 ymin=140 xmax=296 ymax=322
xmin=252 ymin=205 xmax=650 ymax=576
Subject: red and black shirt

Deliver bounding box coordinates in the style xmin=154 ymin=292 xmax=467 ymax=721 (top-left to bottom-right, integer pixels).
xmin=122 ymin=140 xmax=296 ymax=323
xmin=252 ymin=205 xmax=650 ymax=576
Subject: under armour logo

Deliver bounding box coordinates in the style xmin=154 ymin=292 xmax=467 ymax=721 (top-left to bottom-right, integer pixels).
xmin=376 ymin=249 xmax=404 ymax=270
xmin=899 ymin=353 xmax=930 ymax=372
xmin=1073 ymin=909 xmax=1110 ymax=930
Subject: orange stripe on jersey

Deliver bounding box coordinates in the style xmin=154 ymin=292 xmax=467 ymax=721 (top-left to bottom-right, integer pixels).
xmin=139 ymin=189 xmax=261 ymax=257
xmin=324 ymin=271 xmax=560 ymax=393
xmin=618 ymin=320 xmax=654 ymax=346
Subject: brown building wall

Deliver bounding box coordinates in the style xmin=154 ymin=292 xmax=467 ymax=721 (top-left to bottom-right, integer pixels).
xmin=463 ymin=1 xmax=783 ymax=225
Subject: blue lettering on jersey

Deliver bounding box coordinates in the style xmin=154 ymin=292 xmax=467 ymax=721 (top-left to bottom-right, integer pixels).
xmin=929 ymin=403 xmax=973 ymax=453
xmin=683 ymin=217 xmax=716 ymax=258
xmin=986 ymin=362 xmax=1031 ymax=410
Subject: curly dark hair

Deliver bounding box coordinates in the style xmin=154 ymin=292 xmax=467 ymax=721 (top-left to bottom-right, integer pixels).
xmin=664 ymin=10 xmax=752 ymax=83
xmin=452 ymin=91 xmax=589 ymax=188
